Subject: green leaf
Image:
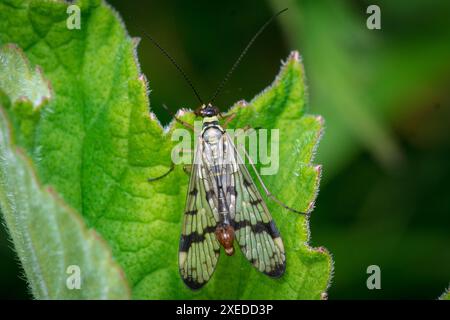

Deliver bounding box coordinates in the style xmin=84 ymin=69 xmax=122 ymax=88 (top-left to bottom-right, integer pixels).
xmin=0 ymin=0 xmax=331 ymax=299
xmin=0 ymin=43 xmax=50 ymax=150
xmin=0 ymin=45 xmax=50 ymax=106
xmin=439 ymin=286 xmax=450 ymax=300
xmin=0 ymin=44 xmax=130 ymax=299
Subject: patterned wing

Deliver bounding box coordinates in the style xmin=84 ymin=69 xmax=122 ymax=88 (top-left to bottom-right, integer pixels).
xmin=178 ymin=139 xmax=221 ymax=289
xmin=225 ymin=133 xmax=286 ymax=277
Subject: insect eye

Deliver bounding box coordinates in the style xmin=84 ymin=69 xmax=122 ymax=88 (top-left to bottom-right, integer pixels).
xmin=201 ymin=107 xmax=213 ymax=117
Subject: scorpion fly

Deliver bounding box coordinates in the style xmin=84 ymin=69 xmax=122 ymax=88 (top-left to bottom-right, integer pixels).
xmin=144 ymin=8 xmax=304 ymax=289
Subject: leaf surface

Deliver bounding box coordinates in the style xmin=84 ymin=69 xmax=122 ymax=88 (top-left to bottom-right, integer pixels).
xmin=0 ymin=0 xmax=331 ymax=299
xmin=0 ymin=44 xmax=130 ymax=299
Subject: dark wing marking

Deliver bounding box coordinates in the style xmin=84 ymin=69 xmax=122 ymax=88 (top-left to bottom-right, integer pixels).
xmin=225 ymin=133 xmax=286 ymax=277
xmin=179 ymin=137 xmax=221 ymax=289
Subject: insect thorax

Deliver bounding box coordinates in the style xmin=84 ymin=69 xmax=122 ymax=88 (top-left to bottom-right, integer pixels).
xmin=201 ymin=116 xmax=224 ymax=144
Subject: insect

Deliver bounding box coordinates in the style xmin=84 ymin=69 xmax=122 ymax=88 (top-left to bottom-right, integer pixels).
xmin=144 ymin=8 xmax=304 ymax=289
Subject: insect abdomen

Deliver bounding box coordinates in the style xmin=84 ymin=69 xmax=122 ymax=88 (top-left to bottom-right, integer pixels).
xmin=202 ymin=124 xmax=237 ymax=255
xmin=215 ymin=224 xmax=235 ymax=256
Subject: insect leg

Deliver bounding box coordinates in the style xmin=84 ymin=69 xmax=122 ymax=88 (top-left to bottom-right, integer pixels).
xmin=148 ymin=163 xmax=175 ymax=182
xmin=183 ymin=164 xmax=192 ymax=175
xmin=162 ymin=104 xmax=194 ymax=130
xmin=242 ymin=125 xmax=262 ymax=134
xmin=237 ymin=144 xmax=307 ymax=215
xmin=220 ymin=112 xmax=237 ymax=129
xmin=174 ymin=116 xmax=194 ymax=130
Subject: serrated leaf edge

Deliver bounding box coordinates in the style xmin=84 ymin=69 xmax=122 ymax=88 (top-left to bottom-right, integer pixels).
xmin=1 ymin=43 xmax=52 ymax=111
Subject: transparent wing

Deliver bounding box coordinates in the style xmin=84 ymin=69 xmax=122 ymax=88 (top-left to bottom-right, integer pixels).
xmin=178 ymin=138 xmax=221 ymax=289
xmin=225 ymin=133 xmax=286 ymax=277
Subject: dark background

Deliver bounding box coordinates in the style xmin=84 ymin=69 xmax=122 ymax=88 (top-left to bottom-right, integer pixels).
xmin=1 ymin=0 xmax=449 ymax=299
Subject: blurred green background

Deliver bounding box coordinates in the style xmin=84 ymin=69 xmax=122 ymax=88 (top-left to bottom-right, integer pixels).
xmin=1 ymin=0 xmax=449 ymax=299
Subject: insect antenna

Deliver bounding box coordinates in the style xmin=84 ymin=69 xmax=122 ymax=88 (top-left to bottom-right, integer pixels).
xmin=141 ymin=30 xmax=204 ymax=105
xmin=210 ymin=8 xmax=288 ymax=104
